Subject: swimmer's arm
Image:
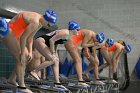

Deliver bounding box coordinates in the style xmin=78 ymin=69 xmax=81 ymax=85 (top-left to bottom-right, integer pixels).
xmin=113 ymin=47 xmax=121 ymax=63
xmin=49 ymin=33 xmax=62 ymax=54
xmin=115 ymin=50 xmax=122 ymax=63
xmin=20 ymin=21 xmax=38 ymax=56
xmin=55 ymin=47 xmax=59 ymax=57
xmin=27 ymin=30 xmax=37 ymax=54
xmin=92 ymin=45 xmax=102 ymax=50
xmin=101 ymin=48 xmax=112 ymax=63
xmin=81 ymin=35 xmax=93 ymax=48
xmin=81 ymin=43 xmax=95 ymax=48
xmin=41 ymin=56 xmax=46 ymax=63
xmin=27 ymin=38 xmax=33 ymax=55
xmin=82 ymin=41 xmax=104 ymax=48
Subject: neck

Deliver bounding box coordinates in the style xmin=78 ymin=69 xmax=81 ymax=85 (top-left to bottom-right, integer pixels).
xmin=39 ymin=17 xmax=43 ymax=24
xmin=39 ymin=17 xmax=47 ymax=25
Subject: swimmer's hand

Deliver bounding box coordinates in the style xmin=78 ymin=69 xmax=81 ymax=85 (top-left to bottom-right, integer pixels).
xmin=94 ymin=42 xmax=104 ymax=46
xmin=93 ymin=42 xmax=104 ymax=50
xmin=84 ymin=48 xmax=90 ymax=58
xmin=20 ymin=53 xmax=26 ymax=64
xmin=27 ymin=52 xmax=32 ymax=62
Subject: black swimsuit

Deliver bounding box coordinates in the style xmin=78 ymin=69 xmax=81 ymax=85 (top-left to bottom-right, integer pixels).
xmin=81 ymin=47 xmax=93 ymax=53
xmin=38 ymin=31 xmax=67 ymax=47
xmin=82 ymin=47 xmax=101 ymax=53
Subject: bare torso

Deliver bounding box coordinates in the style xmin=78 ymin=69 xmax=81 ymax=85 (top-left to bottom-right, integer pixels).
xmin=55 ymin=29 xmax=70 ymax=39
xmin=113 ymin=42 xmax=124 ymax=59
xmin=10 ymin=11 xmax=42 ymax=24
xmin=80 ymin=29 xmax=96 ymax=43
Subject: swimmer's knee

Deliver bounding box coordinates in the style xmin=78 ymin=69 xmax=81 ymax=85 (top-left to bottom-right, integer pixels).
xmin=54 ymin=58 xmax=59 ymax=63
xmin=36 ymin=37 xmax=45 ymax=43
xmin=54 ymin=61 xmax=59 ymax=65
xmin=51 ymin=61 xmax=55 ymax=65
xmin=94 ymin=62 xmax=99 ymax=66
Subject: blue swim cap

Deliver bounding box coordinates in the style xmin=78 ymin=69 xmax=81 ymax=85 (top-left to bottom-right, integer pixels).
xmin=106 ymin=38 xmax=114 ymax=46
xmin=68 ymin=21 xmax=80 ymax=30
xmin=100 ymin=33 xmax=105 ymax=40
xmin=125 ymin=44 xmax=132 ymax=53
xmin=43 ymin=10 xmax=57 ymax=24
xmin=0 ymin=17 xmax=9 ymax=36
xmin=96 ymin=33 xmax=105 ymax=43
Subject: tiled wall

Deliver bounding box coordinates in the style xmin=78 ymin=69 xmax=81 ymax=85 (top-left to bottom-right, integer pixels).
xmin=0 ymin=41 xmax=15 ymax=78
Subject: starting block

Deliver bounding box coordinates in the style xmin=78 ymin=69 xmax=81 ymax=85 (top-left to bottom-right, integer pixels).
xmin=25 ymin=78 xmax=119 ymax=93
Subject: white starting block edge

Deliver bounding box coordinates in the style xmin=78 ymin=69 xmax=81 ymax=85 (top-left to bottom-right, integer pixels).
xmin=25 ymin=78 xmax=120 ymax=93
xmin=29 ymin=82 xmax=119 ymax=93
xmin=0 ymin=82 xmax=119 ymax=93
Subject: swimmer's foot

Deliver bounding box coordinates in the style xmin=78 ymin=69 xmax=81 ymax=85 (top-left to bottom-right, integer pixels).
xmin=30 ymin=71 xmax=40 ymax=80
xmin=7 ymin=79 xmax=19 ymax=86
xmin=18 ymin=86 xmax=33 ymax=93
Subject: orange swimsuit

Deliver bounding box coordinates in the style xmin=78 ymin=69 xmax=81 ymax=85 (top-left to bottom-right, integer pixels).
xmin=108 ymin=45 xmax=117 ymax=52
xmin=100 ymin=46 xmax=106 ymax=51
xmin=100 ymin=44 xmax=117 ymax=52
xmin=71 ymin=31 xmax=84 ymax=47
xmin=9 ymin=13 xmax=28 ymax=38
